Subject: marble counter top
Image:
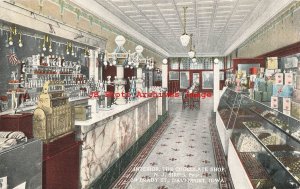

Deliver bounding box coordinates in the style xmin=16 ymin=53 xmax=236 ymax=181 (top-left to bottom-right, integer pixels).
xmin=75 ymin=97 xmax=154 ymax=128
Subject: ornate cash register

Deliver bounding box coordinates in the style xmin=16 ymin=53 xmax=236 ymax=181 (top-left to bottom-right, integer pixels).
xmin=33 ymin=81 xmax=74 ymax=142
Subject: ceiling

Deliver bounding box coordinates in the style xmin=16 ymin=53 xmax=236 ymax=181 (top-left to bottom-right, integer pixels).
xmin=71 ymin=0 xmax=295 ymax=57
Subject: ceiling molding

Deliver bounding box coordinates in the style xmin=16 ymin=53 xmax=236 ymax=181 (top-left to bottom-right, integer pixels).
xmin=70 ymin=0 xmax=170 ymax=57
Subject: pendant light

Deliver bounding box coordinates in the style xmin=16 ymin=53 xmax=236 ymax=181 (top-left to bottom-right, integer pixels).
xmin=188 ymin=34 xmax=195 ymax=58
xmin=180 ymin=7 xmax=190 ymax=47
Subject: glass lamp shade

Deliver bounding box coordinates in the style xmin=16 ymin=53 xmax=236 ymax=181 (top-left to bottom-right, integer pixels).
xmin=115 ymin=35 xmax=126 ymax=47
xmin=188 ymin=50 xmax=195 ymax=58
xmin=162 ymin=58 xmax=168 ymax=64
xmin=214 ymin=58 xmax=219 ymax=64
xmin=135 ymin=45 xmax=144 ymax=54
xmin=180 ymin=33 xmax=190 ymax=46
xmin=192 ymin=57 xmax=197 ymax=63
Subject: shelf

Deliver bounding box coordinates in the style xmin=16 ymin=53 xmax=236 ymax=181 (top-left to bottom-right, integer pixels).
xmin=26 ymin=65 xmax=75 ymax=69
xmin=8 ymin=83 xmax=22 ymax=85
xmin=241 ymin=94 xmax=300 ymax=123
xmin=7 ymin=91 xmax=26 ymax=95
xmin=242 ymin=122 xmax=300 ymax=184
xmin=249 ymin=108 xmax=300 ymax=144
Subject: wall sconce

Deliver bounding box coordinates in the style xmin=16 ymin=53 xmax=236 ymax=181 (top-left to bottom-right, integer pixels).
xmin=42 ymin=35 xmax=51 ymax=52
xmin=84 ymin=47 xmax=90 ymax=57
xmin=8 ymin=26 xmax=18 ymax=46
xmin=18 ymin=32 xmax=23 ymax=47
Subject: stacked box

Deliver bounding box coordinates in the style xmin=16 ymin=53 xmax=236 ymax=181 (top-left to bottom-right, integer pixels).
xmin=258 ymin=82 xmax=267 ymax=92
xmin=291 ymin=101 xmax=300 ymax=119
xmin=271 ymin=96 xmax=278 ymax=109
xmin=285 ymin=73 xmax=293 ymax=85
xmin=275 ymin=73 xmax=284 ymax=85
xmin=266 ymin=57 xmax=278 ymax=69
xmin=266 ymin=82 xmax=273 ymax=93
xmin=254 ymin=91 xmax=262 ymax=102
xmin=262 ymin=92 xmax=272 ymax=102
xmin=272 ymin=84 xmax=293 ymax=98
xmin=265 ymin=69 xmax=275 ymax=77
xmin=291 ymin=63 xmax=300 ymax=119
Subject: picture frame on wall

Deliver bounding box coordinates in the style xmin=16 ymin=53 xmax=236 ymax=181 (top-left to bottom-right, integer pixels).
xmin=180 ymin=71 xmax=190 ymax=89
xmin=202 ymin=71 xmax=213 ymax=89
xmin=169 ymin=71 xmax=179 ymax=80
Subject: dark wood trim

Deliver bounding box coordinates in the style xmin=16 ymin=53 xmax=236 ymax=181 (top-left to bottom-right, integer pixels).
xmin=232 ymin=58 xmax=265 ymax=73
xmin=256 ymin=41 xmax=300 ymax=58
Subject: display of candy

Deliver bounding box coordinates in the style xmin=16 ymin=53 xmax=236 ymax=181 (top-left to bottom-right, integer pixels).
xmin=252 ymin=179 xmax=275 ymax=189
xmin=261 ymin=135 xmax=282 ymax=145
xmin=258 ymin=133 xmax=271 ymax=140
xmin=278 ymin=156 xmax=300 ymax=171
xmin=243 ymin=121 xmax=262 ymax=128
xmin=239 ymin=152 xmax=270 ymax=179
xmin=292 ymin=130 xmax=300 ymax=141
xmin=266 ymin=144 xmax=295 ymax=152
xmin=238 ymin=134 xmax=262 ymax=152
xmin=268 ymin=117 xmax=289 ymax=131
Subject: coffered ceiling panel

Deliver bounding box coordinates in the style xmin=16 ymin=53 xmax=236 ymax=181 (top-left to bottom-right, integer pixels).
xmin=72 ymin=0 xmax=295 ymax=57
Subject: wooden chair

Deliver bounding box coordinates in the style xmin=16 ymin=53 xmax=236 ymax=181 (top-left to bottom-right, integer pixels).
xmin=192 ymin=90 xmax=200 ymax=109
xmin=182 ymin=91 xmax=190 ymax=110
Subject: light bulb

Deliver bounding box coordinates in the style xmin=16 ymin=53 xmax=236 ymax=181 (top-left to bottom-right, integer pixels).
xmin=43 ymin=47 xmax=46 ymax=51
xmin=67 ymin=50 xmax=69 ymax=55
xmin=19 ymin=42 xmax=23 ymax=47
xmin=130 ymin=66 xmax=133 ymax=69
xmin=104 ymin=61 xmax=107 ymax=66
xmin=9 ymin=40 xmax=13 ymax=46
xmin=113 ymin=60 xmax=117 ymax=65
xmin=49 ymin=48 xmax=52 ymax=53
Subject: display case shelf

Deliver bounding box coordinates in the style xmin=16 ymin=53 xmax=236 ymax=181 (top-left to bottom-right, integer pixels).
xmin=250 ymin=108 xmax=300 ymax=144
xmin=219 ymin=87 xmax=300 ymax=189
xmin=242 ymin=122 xmax=300 ymax=185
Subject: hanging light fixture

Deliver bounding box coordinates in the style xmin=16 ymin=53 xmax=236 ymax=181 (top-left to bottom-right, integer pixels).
xmin=104 ymin=35 xmax=130 ymax=67
xmin=188 ymin=34 xmax=195 ymax=58
xmin=18 ymin=32 xmax=23 ymax=48
xmin=180 ymin=7 xmax=190 ymax=47
xmin=192 ymin=57 xmax=197 ymax=63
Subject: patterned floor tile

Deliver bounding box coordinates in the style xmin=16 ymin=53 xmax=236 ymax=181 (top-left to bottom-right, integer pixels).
xmin=112 ymin=98 xmax=226 ymax=189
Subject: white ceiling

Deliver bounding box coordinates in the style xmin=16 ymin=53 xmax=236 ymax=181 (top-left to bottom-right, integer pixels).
xmin=71 ymin=0 xmax=295 ymax=57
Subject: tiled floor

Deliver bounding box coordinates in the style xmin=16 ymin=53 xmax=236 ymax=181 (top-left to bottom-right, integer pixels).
xmin=112 ymin=97 xmax=224 ymax=189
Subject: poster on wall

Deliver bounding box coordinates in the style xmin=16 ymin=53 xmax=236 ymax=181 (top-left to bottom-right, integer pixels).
xmin=202 ymin=71 xmax=214 ymax=89
xmin=180 ymin=71 xmax=190 ymax=89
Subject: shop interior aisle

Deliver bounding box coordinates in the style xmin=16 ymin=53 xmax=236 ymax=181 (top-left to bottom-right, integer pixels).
xmin=111 ymin=97 xmax=231 ymax=189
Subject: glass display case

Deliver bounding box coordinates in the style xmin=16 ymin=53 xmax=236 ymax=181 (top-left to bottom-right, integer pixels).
xmin=220 ymin=88 xmax=300 ymax=188
xmin=0 ymin=139 xmax=42 ymax=189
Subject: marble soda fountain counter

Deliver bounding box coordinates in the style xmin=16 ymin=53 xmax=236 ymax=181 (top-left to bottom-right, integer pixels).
xmin=74 ymin=96 xmax=167 ymax=188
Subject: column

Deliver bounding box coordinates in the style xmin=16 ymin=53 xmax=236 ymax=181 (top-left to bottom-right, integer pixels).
xmin=114 ymin=65 xmax=127 ymax=105
xmin=162 ymin=64 xmax=168 ymax=89
xmin=94 ymin=51 xmax=99 ymax=81
xmin=136 ymin=67 xmax=144 ymax=93
xmin=162 ymin=63 xmax=168 ymax=111
xmin=213 ymin=61 xmax=220 ymax=112
xmin=89 ymin=50 xmax=95 ymax=81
